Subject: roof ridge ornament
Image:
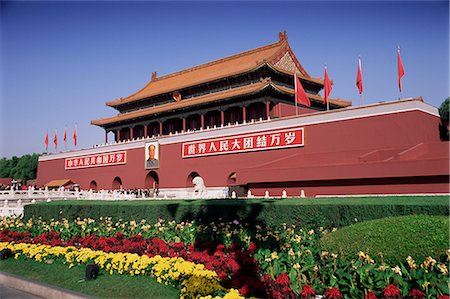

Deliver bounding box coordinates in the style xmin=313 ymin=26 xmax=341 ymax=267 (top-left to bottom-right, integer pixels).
xmin=151 ymin=71 xmax=157 ymax=81
xmin=278 ymin=31 xmax=288 ymax=42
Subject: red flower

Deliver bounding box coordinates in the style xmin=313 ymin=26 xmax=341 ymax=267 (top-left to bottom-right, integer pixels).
xmin=438 ymin=296 xmax=450 ymax=299
xmin=239 ymin=285 xmax=250 ymax=296
xmin=409 ymin=289 xmax=425 ymax=298
xmin=247 ymin=242 xmax=257 ymax=252
xmin=275 ymin=273 xmax=290 ymax=286
xmin=300 ymin=284 xmax=316 ymax=298
xmin=382 ymin=284 xmax=401 ymax=298
xmin=324 ymin=287 xmax=343 ymax=299
xmin=365 ymin=291 xmax=377 ymax=299
xmin=272 ymin=291 xmax=284 ymax=299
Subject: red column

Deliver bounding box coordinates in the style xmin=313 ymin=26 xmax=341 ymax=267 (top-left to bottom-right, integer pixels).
xmin=266 ymin=101 xmax=270 ymax=119
xmin=105 ymin=130 xmax=109 ymax=144
xmin=159 ymin=121 xmax=163 ymax=135
xmin=200 ymin=114 xmax=204 ymax=129
xmin=182 ymin=118 xmax=186 ymax=132
xmin=242 ymin=106 xmax=247 ymax=123
xmin=220 ymin=110 xmax=225 ymax=126
xmin=129 ymin=127 xmax=133 ymax=140
xmin=144 ymin=125 xmax=148 ymax=138
xmin=117 ymin=129 xmax=121 ymax=142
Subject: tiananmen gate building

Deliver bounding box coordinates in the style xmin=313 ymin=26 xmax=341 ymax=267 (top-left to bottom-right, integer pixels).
xmin=36 ymin=32 xmax=450 ymax=197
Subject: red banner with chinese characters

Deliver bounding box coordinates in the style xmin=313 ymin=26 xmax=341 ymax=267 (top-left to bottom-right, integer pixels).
xmin=65 ymin=151 xmax=127 ymax=170
xmin=182 ymin=127 xmax=304 ymax=158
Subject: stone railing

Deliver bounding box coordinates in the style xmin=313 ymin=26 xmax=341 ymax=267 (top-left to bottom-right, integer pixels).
xmin=0 ymin=187 xmax=229 ymax=217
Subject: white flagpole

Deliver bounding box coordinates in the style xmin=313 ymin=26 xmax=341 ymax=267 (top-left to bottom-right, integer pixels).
xmin=294 ymin=73 xmax=298 ymax=115
xmin=74 ymin=124 xmax=78 ymax=150
xmin=54 ymin=129 xmax=58 ymax=152
xmin=325 ymin=65 xmax=330 ymax=112
xmin=398 ymin=46 xmax=403 ymax=100
xmin=359 ymin=56 xmax=364 ymax=106
xmin=64 ymin=126 xmax=67 ymax=151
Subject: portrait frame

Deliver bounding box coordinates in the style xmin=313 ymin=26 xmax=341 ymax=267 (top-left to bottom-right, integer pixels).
xmin=144 ymin=141 xmax=160 ymax=169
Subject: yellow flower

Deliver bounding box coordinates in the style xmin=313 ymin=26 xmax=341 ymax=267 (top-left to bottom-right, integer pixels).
xmin=438 ymin=263 xmax=448 ymax=275
xmin=421 ymin=256 xmax=437 ymax=270
xmin=392 ymin=266 xmax=402 ymax=276
xmin=406 ymin=256 xmax=417 ymax=269
xmin=270 ymin=252 xmax=279 ymax=260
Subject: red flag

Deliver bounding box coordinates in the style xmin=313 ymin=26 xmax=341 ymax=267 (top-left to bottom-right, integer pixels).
xmin=323 ymin=67 xmax=332 ymax=104
xmin=294 ymin=73 xmax=311 ymax=107
xmin=44 ymin=132 xmax=49 ymax=151
xmin=53 ymin=130 xmax=58 ymax=150
xmin=63 ymin=127 xmax=67 ymax=143
xmin=397 ymin=48 xmax=405 ymax=93
xmin=356 ymin=57 xmax=363 ymax=95
xmin=73 ymin=126 xmax=77 ymax=147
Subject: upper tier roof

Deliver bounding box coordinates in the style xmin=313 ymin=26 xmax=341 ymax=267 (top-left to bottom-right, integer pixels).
xmin=106 ymin=32 xmax=321 ymax=108
xmin=91 ymin=79 xmax=351 ymax=127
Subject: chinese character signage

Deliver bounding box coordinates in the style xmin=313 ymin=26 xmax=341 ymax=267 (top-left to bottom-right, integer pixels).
xmin=65 ymin=151 xmax=127 ymax=170
xmin=182 ymin=127 xmax=304 ymax=158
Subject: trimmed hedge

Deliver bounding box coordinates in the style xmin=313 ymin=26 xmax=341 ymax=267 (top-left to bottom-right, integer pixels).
xmin=320 ymin=214 xmax=450 ymax=264
xmin=23 ymin=197 xmax=449 ymax=229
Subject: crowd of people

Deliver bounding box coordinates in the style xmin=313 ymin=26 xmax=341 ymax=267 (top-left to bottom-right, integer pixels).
xmin=0 ymin=183 xmax=28 ymax=191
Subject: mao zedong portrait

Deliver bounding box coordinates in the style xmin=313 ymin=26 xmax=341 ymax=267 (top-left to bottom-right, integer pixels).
xmin=146 ymin=144 xmax=159 ymax=169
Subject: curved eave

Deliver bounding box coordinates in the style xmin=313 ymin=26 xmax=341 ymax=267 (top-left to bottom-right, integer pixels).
xmin=106 ymin=62 xmax=322 ymax=109
xmin=271 ymin=84 xmax=352 ymax=107
xmin=265 ymin=63 xmax=324 ymax=85
xmin=92 ymin=80 xmax=350 ymax=128
xmin=94 ymin=81 xmax=273 ymax=127
xmin=106 ymin=39 xmax=286 ymax=108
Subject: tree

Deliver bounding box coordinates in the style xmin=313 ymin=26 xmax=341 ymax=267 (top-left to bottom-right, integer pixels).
xmin=439 ymin=97 xmax=449 ymax=141
xmin=0 ymin=153 xmax=39 ymax=180
xmin=439 ymin=97 xmax=449 ymax=120
xmin=0 ymin=158 xmax=11 ymax=178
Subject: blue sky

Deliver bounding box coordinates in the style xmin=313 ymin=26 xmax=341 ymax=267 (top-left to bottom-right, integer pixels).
xmin=1 ymin=1 xmax=448 ymax=158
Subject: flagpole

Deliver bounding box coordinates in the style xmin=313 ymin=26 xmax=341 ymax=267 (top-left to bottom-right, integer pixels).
xmin=45 ymin=130 xmax=48 ymax=154
xmin=74 ymin=124 xmax=78 ymax=150
xmin=54 ymin=129 xmax=57 ymax=153
xmin=64 ymin=126 xmax=67 ymax=152
xmin=294 ymin=73 xmax=298 ymax=115
xmin=359 ymin=56 xmax=363 ymax=106
xmin=399 ymin=46 xmax=402 ymax=100
xmin=325 ymin=65 xmax=329 ymax=112
xmin=398 ymin=46 xmax=403 ymax=100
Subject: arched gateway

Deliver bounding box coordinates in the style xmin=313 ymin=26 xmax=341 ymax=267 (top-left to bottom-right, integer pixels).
xmin=145 ymin=171 xmax=159 ymax=189
xmin=112 ymin=177 xmax=122 ymax=190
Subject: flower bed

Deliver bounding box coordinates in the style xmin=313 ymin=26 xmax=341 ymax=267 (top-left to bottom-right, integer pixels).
xmin=1 ymin=217 xmax=449 ymax=298
xmin=0 ymin=241 xmax=242 ymax=299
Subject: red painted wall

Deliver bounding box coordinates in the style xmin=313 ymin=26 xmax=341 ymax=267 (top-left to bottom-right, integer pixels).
xmin=277 ymin=102 xmax=316 ymax=117
xmin=36 ymin=109 xmax=448 ymax=195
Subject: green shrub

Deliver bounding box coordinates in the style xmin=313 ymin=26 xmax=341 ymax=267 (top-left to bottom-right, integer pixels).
xmin=319 ymin=214 xmax=450 ymax=264
xmin=24 ymin=197 xmax=449 ymax=229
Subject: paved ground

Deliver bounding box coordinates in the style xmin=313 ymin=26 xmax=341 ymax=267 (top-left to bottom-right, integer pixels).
xmin=0 ymin=284 xmax=43 ymax=299
xmin=0 ymin=272 xmax=89 ymax=299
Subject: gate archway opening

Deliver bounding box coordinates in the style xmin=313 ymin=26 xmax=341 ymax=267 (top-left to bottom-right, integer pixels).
xmin=186 ymin=171 xmax=200 ymax=187
xmin=89 ymin=180 xmax=98 ymax=191
xmin=112 ymin=177 xmax=122 ymax=190
xmin=145 ymin=171 xmax=159 ymax=189
xmin=227 ymin=172 xmax=237 ymax=185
